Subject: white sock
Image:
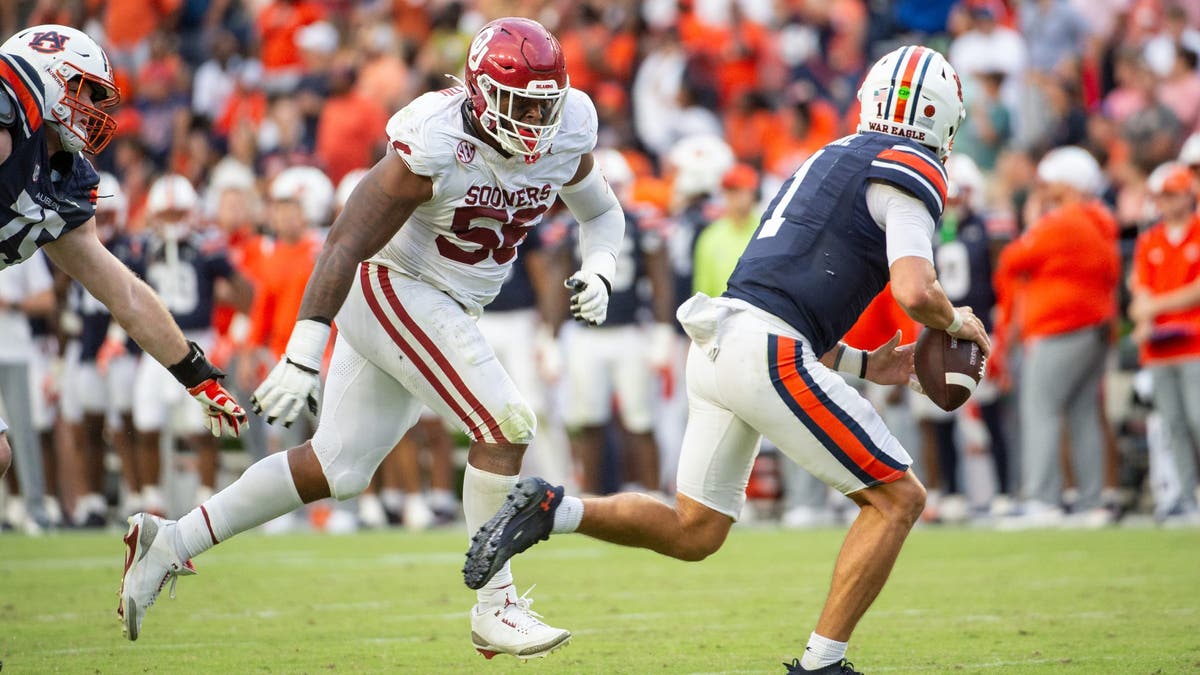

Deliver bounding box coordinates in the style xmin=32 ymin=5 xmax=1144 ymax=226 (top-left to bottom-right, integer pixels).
xmin=463 ymin=463 xmax=518 ymax=603
xmin=175 ymin=452 xmax=304 ymax=560
xmin=552 ymin=495 xmax=583 ymax=533
xmin=800 ymin=632 xmax=847 ymax=670
xmin=380 ymin=488 xmax=404 ymax=512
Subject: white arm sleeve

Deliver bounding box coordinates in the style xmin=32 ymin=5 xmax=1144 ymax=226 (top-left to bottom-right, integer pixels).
xmin=867 ymin=181 xmax=936 ymax=267
xmin=559 ymin=161 xmax=625 ymax=282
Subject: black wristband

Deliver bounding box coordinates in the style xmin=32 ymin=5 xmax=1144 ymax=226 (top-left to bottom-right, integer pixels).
xmin=860 ymin=349 xmax=869 ymax=379
xmin=832 ymin=344 xmax=846 ymax=371
xmin=167 ymin=341 xmax=225 ymax=389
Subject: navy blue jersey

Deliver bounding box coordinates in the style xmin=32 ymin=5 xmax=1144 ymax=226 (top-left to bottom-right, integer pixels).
xmin=488 ymin=214 xmax=544 ymax=312
xmin=141 ymin=229 xmax=234 ymax=331
xmin=570 ymin=206 xmax=663 ymax=327
xmin=0 ymin=53 xmax=99 ymax=269
xmin=73 ymin=233 xmax=144 ymax=361
xmin=725 ymin=132 xmax=947 ymax=355
xmin=934 ymin=210 xmax=995 ymax=333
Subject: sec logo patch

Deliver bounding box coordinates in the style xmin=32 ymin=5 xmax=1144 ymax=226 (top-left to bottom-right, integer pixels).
xmin=457 ymin=141 xmax=476 ymax=164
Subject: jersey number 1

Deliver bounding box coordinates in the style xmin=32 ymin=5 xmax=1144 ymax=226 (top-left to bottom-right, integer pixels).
xmin=437 ymin=205 xmax=548 ymax=265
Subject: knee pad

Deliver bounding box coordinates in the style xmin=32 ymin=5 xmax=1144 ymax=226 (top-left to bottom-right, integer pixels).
xmin=325 ymin=467 xmax=371 ymax=501
xmin=496 ymin=400 xmax=537 ymax=445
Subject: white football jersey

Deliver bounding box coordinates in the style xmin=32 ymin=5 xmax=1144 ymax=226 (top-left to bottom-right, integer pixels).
xmin=370 ymin=86 xmax=597 ymax=316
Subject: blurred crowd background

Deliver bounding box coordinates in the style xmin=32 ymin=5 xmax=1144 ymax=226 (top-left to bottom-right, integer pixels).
xmin=3 ymin=0 xmax=1200 ymax=534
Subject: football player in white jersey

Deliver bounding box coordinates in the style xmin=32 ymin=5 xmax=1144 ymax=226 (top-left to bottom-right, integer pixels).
xmin=0 ymin=26 xmax=246 ymax=501
xmin=118 ymin=18 xmax=624 ymax=659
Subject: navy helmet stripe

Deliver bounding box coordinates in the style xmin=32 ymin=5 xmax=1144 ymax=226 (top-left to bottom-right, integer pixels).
xmin=881 ymin=46 xmax=909 ymax=126
xmin=906 ymin=51 xmax=935 ymax=126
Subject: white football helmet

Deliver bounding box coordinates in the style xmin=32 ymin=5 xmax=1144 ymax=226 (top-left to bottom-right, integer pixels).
xmin=592 ymin=148 xmax=634 ymax=202
xmin=945 ymin=153 xmax=985 ymax=212
xmin=1 ymin=24 xmax=120 ymax=154
xmin=858 ymin=46 xmax=965 ymax=160
xmin=146 ymin=174 xmax=199 ymax=216
xmin=1178 ymin=132 xmax=1200 ymax=167
xmin=95 ymin=171 xmax=127 ymax=223
xmin=1037 ymin=146 xmax=1104 ymax=196
xmin=667 ymin=134 xmax=735 ymax=199
xmin=270 ymin=166 xmax=334 ymax=227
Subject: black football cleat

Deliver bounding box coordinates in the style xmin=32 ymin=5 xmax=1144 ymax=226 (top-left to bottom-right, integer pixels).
xmin=784 ymin=658 xmax=863 ymax=674
xmin=463 ymin=477 xmax=563 ymax=590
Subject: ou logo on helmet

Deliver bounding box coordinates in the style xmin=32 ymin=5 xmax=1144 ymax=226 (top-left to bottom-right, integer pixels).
xmin=467 ymin=25 xmax=498 ymax=72
xmin=28 ymin=30 xmax=69 ymax=54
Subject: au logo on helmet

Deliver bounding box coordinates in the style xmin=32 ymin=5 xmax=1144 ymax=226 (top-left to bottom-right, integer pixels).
xmin=28 ymin=31 xmax=69 ymax=54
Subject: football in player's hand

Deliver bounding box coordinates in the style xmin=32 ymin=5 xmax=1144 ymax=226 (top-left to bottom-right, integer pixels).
xmin=914 ymin=328 xmax=985 ymax=412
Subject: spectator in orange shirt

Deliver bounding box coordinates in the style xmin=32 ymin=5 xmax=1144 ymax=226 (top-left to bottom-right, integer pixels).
xmin=994 ymin=147 xmax=1120 ymax=528
xmin=240 ymin=167 xmax=333 ymax=451
xmin=315 ymin=59 xmax=390 ymax=186
xmin=256 ymin=0 xmax=325 ymax=91
xmin=92 ymin=0 xmax=183 ymax=71
xmin=1129 ymin=164 xmax=1200 ymax=523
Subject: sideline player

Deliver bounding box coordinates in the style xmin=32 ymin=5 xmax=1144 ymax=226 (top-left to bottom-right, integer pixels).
xmin=464 ymin=46 xmax=991 ymax=673
xmin=119 ymin=18 xmax=623 ymax=659
xmin=0 ymin=26 xmax=245 ymax=496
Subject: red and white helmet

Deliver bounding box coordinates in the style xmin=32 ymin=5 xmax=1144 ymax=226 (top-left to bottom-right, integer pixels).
xmin=1 ymin=25 xmax=120 ymax=154
xmin=858 ymin=45 xmax=964 ymax=160
xmin=463 ymin=17 xmax=569 ymax=158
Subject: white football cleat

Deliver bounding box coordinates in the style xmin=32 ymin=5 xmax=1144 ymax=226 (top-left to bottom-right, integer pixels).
xmin=470 ymin=585 xmax=570 ymax=660
xmin=118 ymin=513 xmax=195 ymax=641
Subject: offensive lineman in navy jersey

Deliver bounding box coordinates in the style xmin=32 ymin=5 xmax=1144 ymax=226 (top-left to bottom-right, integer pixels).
xmin=466 ymin=46 xmax=991 ymax=673
xmin=0 ymin=25 xmax=246 ymax=488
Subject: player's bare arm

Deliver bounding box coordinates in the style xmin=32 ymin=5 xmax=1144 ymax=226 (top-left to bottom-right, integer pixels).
xmin=252 ymin=151 xmax=432 ymax=426
xmin=44 ymin=220 xmax=247 ymax=436
xmin=890 ymin=256 xmax=990 ymax=355
xmin=296 ymin=151 xmax=432 ymax=323
xmin=44 ymin=219 xmax=191 ymax=365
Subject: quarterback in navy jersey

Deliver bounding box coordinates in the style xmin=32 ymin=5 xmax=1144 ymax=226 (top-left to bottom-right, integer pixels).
xmin=466 ymin=46 xmax=991 ymax=674
xmin=0 ymin=25 xmax=245 ymax=489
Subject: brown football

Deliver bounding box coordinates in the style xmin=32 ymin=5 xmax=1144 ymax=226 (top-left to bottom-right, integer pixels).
xmin=914 ymin=328 xmax=986 ymax=412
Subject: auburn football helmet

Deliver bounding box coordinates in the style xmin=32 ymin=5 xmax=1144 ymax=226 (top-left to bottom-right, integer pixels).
xmin=858 ymin=45 xmax=964 ymax=160
xmin=463 ymin=17 xmax=569 ymax=158
xmin=1 ymin=24 xmax=120 ymax=154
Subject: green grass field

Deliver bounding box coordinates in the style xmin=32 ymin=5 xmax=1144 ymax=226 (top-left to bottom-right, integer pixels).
xmin=2 ymin=525 xmax=1198 ymax=673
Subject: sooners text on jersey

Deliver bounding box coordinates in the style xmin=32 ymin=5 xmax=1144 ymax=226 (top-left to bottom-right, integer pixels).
xmin=370 ymin=85 xmax=598 ymax=317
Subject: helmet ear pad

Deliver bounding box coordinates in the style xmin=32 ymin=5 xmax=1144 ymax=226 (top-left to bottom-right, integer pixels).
xmin=857 ymin=46 xmax=964 ymax=159
xmin=463 ymin=17 xmax=569 ymax=157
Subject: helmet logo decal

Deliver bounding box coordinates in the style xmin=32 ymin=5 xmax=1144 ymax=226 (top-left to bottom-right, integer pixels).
xmin=467 ymin=26 xmax=498 ymax=72
xmin=897 ymin=86 xmax=911 ymax=101
xmin=28 ymin=31 xmax=69 ymax=54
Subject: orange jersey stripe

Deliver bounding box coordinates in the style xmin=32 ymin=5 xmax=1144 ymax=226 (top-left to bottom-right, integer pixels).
xmin=891 ymin=47 xmax=925 ymax=124
xmin=877 ymin=148 xmax=947 ymax=202
xmin=0 ymin=59 xmax=42 ymax=132
xmin=773 ymin=336 xmax=902 ymax=483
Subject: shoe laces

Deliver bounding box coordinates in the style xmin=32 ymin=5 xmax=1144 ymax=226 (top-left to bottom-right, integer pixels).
xmin=500 ymin=585 xmax=548 ymax=629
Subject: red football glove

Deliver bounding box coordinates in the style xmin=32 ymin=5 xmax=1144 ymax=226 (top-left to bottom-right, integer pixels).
xmin=188 ymin=378 xmax=248 ymax=437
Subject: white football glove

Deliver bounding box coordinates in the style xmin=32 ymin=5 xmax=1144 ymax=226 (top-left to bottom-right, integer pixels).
xmin=565 ymin=271 xmax=611 ymax=326
xmin=251 ymin=358 xmax=320 ymax=427
xmin=251 ymin=319 xmax=329 ymax=427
